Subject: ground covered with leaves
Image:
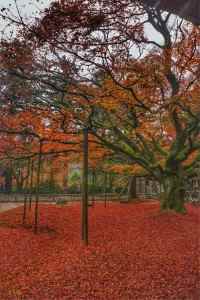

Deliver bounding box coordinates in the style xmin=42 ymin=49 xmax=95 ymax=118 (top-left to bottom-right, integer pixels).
xmin=0 ymin=201 xmax=199 ymax=299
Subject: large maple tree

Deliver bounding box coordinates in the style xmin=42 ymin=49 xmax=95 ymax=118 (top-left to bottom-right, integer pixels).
xmin=1 ymin=1 xmax=200 ymax=212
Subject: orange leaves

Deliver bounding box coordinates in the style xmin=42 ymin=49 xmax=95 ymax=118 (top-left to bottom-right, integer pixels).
xmin=93 ymin=77 xmax=133 ymax=112
xmin=183 ymin=150 xmax=199 ymax=167
xmin=135 ymin=121 xmax=158 ymax=140
xmin=109 ymin=163 xmax=145 ymax=175
xmin=0 ymin=108 xmax=81 ymax=193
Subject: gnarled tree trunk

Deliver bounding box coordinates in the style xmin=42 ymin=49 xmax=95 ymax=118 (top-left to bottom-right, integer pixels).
xmin=160 ymin=174 xmax=186 ymax=213
xmin=128 ymin=176 xmax=137 ymax=201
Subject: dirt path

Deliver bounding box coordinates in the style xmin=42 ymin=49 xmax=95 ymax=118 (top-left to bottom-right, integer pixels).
xmin=0 ymin=203 xmax=22 ymax=213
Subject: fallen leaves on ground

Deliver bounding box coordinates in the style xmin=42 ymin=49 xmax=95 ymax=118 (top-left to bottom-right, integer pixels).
xmin=0 ymin=201 xmax=199 ymax=299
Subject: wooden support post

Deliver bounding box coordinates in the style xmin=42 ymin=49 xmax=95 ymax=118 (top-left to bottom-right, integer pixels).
xmin=92 ymin=169 xmax=95 ymax=206
xmin=29 ymin=159 xmax=34 ymax=210
xmin=82 ymin=128 xmax=89 ymax=245
xmin=34 ymin=141 xmax=42 ymax=234
xmin=104 ymin=172 xmax=107 ymax=207
xmin=23 ymin=158 xmax=31 ymax=225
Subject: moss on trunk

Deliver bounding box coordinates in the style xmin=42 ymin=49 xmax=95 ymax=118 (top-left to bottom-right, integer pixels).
xmin=160 ymin=175 xmax=186 ymax=213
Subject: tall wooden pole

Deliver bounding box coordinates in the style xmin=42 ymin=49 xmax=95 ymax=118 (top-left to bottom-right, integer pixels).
xmin=82 ymin=127 xmax=89 ymax=245
xmin=92 ymin=169 xmax=95 ymax=206
xmin=23 ymin=158 xmax=31 ymax=225
xmin=29 ymin=159 xmax=34 ymax=210
xmin=34 ymin=141 xmax=42 ymax=234
xmin=104 ymin=172 xmax=107 ymax=208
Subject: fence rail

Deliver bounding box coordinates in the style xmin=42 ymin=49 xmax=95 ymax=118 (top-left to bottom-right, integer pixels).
xmin=0 ymin=193 xmax=128 ymax=203
xmin=0 ymin=189 xmax=199 ymax=204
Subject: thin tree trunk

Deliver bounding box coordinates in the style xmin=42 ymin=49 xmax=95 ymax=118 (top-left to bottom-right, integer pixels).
xmin=82 ymin=128 xmax=89 ymax=245
xmin=34 ymin=142 xmax=42 ymax=234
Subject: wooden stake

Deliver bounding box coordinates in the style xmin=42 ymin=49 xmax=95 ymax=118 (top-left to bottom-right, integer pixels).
xmin=82 ymin=128 xmax=89 ymax=245
xmin=23 ymin=158 xmax=31 ymax=225
xmin=104 ymin=172 xmax=107 ymax=208
xmin=92 ymin=169 xmax=95 ymax=206
xmin=34 ymin=141 xmax=42 ymax=234
xmin=29 ymin=159 xmax=34 ymax=210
